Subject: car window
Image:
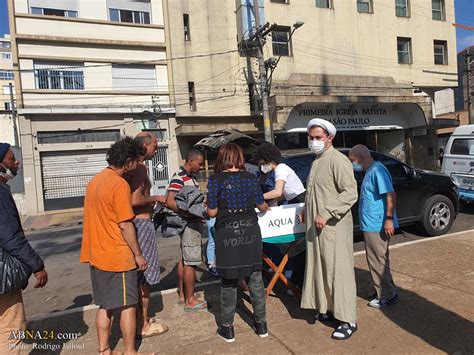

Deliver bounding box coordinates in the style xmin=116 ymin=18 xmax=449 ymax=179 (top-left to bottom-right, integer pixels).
xmin=283 ymin=155 xmax=315 ymax=186
xmin=450 ymin=138 xmax=474 ymax=156
xmin=372 ymin=153 xmax=407 ymax=178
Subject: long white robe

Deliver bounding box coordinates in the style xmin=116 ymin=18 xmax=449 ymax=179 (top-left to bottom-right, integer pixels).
xmin=300 ymin=146 xmax=359 ymax=323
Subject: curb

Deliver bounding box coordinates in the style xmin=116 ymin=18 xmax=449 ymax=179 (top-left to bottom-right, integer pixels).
xmin=28 ymin=228 xmax=474 ymax=321
xmin=25 ymin=220 xmax=83 ymax=233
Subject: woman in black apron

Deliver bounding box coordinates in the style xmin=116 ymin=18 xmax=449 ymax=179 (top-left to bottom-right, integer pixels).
xmin=207 ymin=143 xmax=269 ymax=343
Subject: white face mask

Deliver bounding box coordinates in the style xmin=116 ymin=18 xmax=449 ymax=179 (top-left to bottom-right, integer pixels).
xmin=260 ymin=163 xmax=273 ymax=174
xmin=0 ymin=163 xmax=15 ymax=181
xmin=308 ymin=139 xmax=326 ymax=155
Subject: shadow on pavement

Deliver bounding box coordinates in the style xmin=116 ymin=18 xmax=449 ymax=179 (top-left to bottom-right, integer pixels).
xmin=24 ymin=309 xmax=89 ymax=354
xmin=355 ymin=267 xmax=474 ymax=353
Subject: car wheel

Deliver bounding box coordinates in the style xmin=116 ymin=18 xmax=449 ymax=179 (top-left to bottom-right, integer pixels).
xmin=419 ymin=194 xmax=455 ymax=237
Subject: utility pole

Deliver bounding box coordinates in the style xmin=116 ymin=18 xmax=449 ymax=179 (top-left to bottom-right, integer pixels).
xmin=253 ymin=1 xmax=273 ymax=143
xmin=8 ymin=83 xmax=19 ymax=147
xmin=466 ymin=49 xmax=473 ymax=124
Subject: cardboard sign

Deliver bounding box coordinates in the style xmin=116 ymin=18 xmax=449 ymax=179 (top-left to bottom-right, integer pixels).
xmin=257 ymin=203 xmax=305 ymax=240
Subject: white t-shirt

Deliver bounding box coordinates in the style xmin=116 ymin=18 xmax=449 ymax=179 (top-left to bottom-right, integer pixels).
xmin=274 ymin=163 xmax=306 ymax=202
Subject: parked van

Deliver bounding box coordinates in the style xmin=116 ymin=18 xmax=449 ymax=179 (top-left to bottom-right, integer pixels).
xmin=442 ymin=124 xmax=474 ymax=203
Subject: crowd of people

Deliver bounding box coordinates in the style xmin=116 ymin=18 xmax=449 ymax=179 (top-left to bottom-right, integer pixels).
xmin=0 ymin=117 xmax=401 ymax=353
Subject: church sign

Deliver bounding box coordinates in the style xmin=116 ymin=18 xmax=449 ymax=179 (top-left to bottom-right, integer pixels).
xmin=286 ymin=103 xmax=426 ymax=132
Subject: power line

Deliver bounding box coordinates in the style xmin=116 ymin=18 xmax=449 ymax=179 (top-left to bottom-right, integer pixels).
xmin=7 ymin=49 xmax=240 ymax=73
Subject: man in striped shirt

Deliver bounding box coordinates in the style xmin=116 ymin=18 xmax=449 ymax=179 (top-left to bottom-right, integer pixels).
xmin=166 ymin=149 xmax=206 ymax=311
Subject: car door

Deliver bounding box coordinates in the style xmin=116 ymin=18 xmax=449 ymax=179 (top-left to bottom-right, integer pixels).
xmin=371 ymin=152 xmax=422 ymax=222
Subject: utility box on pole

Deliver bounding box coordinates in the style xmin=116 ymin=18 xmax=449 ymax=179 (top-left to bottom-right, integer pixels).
xmin=236 ymin=0 xmax=265 ymax=57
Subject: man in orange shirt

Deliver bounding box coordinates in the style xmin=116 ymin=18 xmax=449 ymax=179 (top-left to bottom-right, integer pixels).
xmin=80 ymin=137 xmax=147 ymax=355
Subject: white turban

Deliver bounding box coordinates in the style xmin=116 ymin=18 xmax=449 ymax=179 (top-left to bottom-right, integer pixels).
xmin=307 ymin=118 xmax=337 ymax=137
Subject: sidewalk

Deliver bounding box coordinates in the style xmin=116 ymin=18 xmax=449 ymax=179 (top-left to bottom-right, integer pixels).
xmin=23 ymin=230 xmax=474 ymax=354
xmin=21 ymin=211 xmax=83 ymax=232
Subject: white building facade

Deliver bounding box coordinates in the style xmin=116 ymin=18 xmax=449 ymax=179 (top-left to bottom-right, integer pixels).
xmin=8 ymin=0 xmax=178 ymax=214
xmin=0 ymin=34 xmax=16 ymax=145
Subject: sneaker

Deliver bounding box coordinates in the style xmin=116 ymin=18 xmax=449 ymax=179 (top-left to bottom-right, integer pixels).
xmin=368 ymin=293 xmax=399 ymax=308
xmin=217 ymin=325 xmax=235 ymax=343
xmin=253 ymin=321 xmax=268 ymax=338
xmin=207 ymin=266 xmax=219 ymax=277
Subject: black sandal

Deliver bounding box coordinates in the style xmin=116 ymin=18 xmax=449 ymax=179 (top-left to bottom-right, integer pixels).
xmin=98 ymin=347 xmax=110 ymax=353
xmin=331 ymin=323 xmax=357 ymax=340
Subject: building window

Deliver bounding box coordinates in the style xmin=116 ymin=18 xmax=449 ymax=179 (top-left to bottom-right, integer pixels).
xmin=188 ymin=82 xmax=196 ymax=111
xmin=34 ymin=62 xmax=84 ymax=90
xmin=272 ymin=26 xmax=291 ymax=56
xmin=357 ymin=0 xmax=373 ymax=13
xmin=4 ymin=102 xmax=12 ymax=111
xmin=434 ymin=40 xmax=448 ymax=65
xmin=432 ymin=0 xmax=445 ymax=21
xmin=315 ymin=0 xmax=331 ymax=8
xmin=37 ymin=130 xmax=121 ymax=144
xmin=0 ymin=41 xmax=11 ymax=49
xmin=395 ymin=0 xmax=409 ymax=17
xmin=112 ymin=65 xmax=156 ymax=91
xmin=397 ymin=37 xmax=412 ymax=64
xmin=31 ymin=7 xmax=78 ymax=17
xmin=1 ymin=53 xmax=11 ymax=60
xmin=109 ymin=8 xmax=150 ymax=24
xmin=183 ymin=14 xmax=191 ymax=41
xmin=0 ymin=70 xmax=14 ymax=80
xmin=3 ymin=85 xmax=11 ymax=95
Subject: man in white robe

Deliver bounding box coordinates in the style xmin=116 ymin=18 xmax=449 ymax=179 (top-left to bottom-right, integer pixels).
xmin=301 ymin=118 xmax=359 ymax=340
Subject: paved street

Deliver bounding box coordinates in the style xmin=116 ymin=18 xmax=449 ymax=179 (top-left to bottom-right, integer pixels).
xmin=23 ymin=230 xmax=474 ymax=354
xmin=23 ymin=204 xmax=474 ymax=317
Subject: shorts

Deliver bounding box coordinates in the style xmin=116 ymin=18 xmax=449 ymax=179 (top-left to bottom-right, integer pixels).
xmin=180 ymin=221 xmax=203 ymax=266
xmin=133 ymin=218 xmax=160 ymax=286
xmin=90 ymin=266 xmax=138 ymax=310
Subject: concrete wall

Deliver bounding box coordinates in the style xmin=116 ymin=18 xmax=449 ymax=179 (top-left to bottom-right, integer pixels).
xmin=166 ymin=0 xmax=458 ymax=120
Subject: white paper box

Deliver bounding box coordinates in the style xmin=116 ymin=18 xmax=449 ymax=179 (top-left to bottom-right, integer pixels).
xmin=257 ymin=203 xmax=305 ymax=240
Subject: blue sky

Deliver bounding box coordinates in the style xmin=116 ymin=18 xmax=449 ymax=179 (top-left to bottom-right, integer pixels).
xmin=0 ymin=0 xmax=473 ymax=50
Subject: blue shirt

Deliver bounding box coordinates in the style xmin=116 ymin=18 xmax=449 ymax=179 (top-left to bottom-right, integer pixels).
xmin=359 ymin=161 xmax=399 ymax=233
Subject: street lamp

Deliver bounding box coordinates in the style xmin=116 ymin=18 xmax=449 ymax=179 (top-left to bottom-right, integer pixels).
xmin=266 ymin=20 xmax=305 ymax=96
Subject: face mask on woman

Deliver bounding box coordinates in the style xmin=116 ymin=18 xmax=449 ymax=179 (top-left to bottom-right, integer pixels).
xmin=260 ymin=163 xmax=273 ymax=174
xmin=308 ymin=139 xmax=325 ymax=155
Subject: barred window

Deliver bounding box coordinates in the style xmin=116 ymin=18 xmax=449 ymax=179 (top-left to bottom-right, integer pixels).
xmin=34 ymin=62 xmax=84 ymax=90
xmin=0 ymin=70 xmax=14 ymax=80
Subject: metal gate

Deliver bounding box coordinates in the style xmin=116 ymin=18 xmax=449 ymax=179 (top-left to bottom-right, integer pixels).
xmin=148 ymin=146 xmax=170 ymax=195
xmin=41 ymin=150 xmax=108 ymax=211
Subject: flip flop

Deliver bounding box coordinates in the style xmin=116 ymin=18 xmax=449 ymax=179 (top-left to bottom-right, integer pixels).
xmin=184 ymin=301 xmax=208 ymax=312
xmin=137 ymin=323 xmax=169 ymax=339
xmin=149 ymin=315 xmax=161 ymax=323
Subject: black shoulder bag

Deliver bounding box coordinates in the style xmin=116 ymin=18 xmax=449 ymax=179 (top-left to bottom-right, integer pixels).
xmin=0 ymin=248 xmax=32 ymax=294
